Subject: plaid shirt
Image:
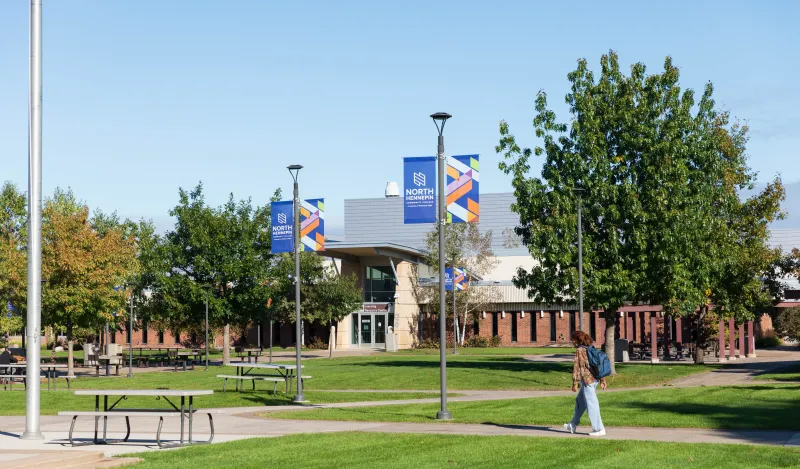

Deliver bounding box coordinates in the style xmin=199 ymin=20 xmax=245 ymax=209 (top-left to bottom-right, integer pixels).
xmin=572 ymin=347 xmax=606 ymax=387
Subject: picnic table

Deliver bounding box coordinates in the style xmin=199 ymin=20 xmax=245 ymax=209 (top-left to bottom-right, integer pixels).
xmin=236 ymin=348 xmax=263 ymax=363
xmin=59 ymin=389 xmax=214 ymax=448
xmin=1 ymin=363 xmax=70 ymax=391
xmin=219 ymin=362 xmax=308 ymax=394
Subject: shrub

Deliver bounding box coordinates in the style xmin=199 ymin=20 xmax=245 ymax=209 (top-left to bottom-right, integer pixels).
xmin=465 ymin=336 xmax=489 ymax=348
xmin=775 ymin=306 xmax=800 ymax=343
xmin=414 ymin=338 xmax=440 ymax=349
xmin=307 ymin=337 xmax=327 ymax=350
xmin=756 ymin=330 xmax=783 ymax=349
xmin=489 ymin=335 xmax=502 ymax=348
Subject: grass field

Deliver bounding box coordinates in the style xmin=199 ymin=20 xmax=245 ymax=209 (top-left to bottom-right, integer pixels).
xmin=755 ymin=363 xmax=800 ymax=382
xmin=125 ymin=432 xmax=800 ymax=469
xmin=267 ymin=384 xmax=800 ymax=431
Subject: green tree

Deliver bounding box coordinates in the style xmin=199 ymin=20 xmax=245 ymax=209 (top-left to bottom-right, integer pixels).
xmin=0 ymin=182 xmax=27 ymax=341
xmin=418 ymin=223 xmax=500 ymax=345
xmin=147 ymin=183 xmax=274 ymax=364
xmin=311 ymin=267 xmax=363 ymax=357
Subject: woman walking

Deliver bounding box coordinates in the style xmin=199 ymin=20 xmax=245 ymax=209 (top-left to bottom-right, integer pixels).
xmin=564 ymin=330 xmax=607 ymax=436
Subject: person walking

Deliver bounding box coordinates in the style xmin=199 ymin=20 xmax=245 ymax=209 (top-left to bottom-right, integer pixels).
xmin=564 ymin=330 xmax=607 ymax=436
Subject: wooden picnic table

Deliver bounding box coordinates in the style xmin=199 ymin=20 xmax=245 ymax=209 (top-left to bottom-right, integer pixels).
xmin=236 ymin=348 xmax=263 ymax=363
xmin=61 ymin=389 xmax=214 ymax=448
xmin=1 ymin=363 xmax=70 ymax=390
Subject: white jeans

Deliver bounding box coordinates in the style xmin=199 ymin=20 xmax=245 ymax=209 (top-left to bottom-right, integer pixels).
xmin=570 ymin=381 xmax=605 ymax=432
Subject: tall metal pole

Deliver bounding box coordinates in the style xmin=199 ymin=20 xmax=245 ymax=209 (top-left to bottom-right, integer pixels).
xmin=269 ymin=321 xmax=273 ymax=364
xmin=292 ymin=177 xmax=304 ymax=402
xmin=22 ymin=0 xmax=44 ymax=441
xmin=577 ymin=193 xmax=584 ymax=332
xmin=204 ymin=289 xmax=209 ymax=371
xmin=434 ymin=115 xmax=452 ymax=420
xmin=104 ymin=323 xmax=110 ymax=375
xmin=127 ymin=292 xmax=134 ymax=378
xmin=452 ymin=286 xmax=457 ymax=354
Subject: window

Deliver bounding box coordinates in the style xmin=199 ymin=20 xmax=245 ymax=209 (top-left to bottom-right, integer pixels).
xmin=173 ymin=329 xmax=181 ymax=345
xmin=511 ymin=313 xmax=518 ymax=342
xmin=111 ymin=328 xmax=117 ymax=344
xmin=158 ymin=330 xmax=164 ymax=345
xmin=126 ymin=324 xmax=131 ymax=344
xmin=569 ymin=312 xmax=576 ymax=336
xmin=492 ymin=313 xmax=499 ymax=337
xmin=590 ymin=313 xmax=596 ymax=341
xmin=549 ymin=312 xmax=557 ymax=342
xmin=363 ymin=266 xmax=397 ymax=303
xmin=632 ymin=314 xmax=638 ymax=343
xmin=473 ymin=317 xmax=479 ymax=336
xmin=141 ymin=321 xmax=148 ymax=344
xmin=530 ymin=314 xmax=537 ymax=342
xmin=352 ymin=313 xmax=360 ymax=345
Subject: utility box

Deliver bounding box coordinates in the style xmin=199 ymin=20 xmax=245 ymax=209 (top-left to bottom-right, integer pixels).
xmin=386 ymin=333 xmax=398 ymax=352
xmin=614 ymin=339 xmax=630 ymax=362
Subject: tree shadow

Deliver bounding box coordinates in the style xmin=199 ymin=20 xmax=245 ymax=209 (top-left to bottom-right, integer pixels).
xmin=348 ymin=358 xmax=571 ymax=375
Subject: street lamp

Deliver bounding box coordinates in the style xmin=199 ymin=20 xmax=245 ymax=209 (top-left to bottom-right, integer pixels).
xmin=431 ymin=112 xmax=452 ymax=420
xmin=573 ymin=187 xmax=586 ymax=333
xmin=127 ymin=282 xmax=136 ymax=378
xmin=287 ymin=164 xmax=305 ymax=403
xmin=203 ymin=284 xmax=211 ymax=371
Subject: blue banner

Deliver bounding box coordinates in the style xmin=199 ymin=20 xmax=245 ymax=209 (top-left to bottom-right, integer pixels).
xmin=445 ymin=267 xmax=453 ymax=291
xmin=404 ymin=156 xmax=437 ymax=224
xmin=271 ymin=200 xmax=294 ymax=254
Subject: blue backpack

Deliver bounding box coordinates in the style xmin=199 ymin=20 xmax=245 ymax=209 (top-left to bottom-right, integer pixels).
xmin=581 ymin=345 xmax=612 ymax=379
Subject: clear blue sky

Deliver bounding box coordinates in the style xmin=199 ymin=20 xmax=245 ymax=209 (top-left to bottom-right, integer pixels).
xmin=0 ymin=1 xmax=797 ymax=234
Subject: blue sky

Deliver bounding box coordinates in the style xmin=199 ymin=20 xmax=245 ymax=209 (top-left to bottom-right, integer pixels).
xmin=0 ymin=1 xmax=798 ymax=234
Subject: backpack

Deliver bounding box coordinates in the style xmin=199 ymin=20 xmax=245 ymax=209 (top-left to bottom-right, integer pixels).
xmin=581 ymin=345 xmax=612 ymax=380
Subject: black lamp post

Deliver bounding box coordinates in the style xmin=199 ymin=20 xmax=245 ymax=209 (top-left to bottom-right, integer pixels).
xmin=203 ymin=284 xmax=211 ymax=371
xmin=431 ymin=112 xmax=452 ymax=420
xmin=287 ymin=164 xmax=305 ymax=403
xmin=127 ymin=282 xmax=136 ymax=378
xmin=573 ymin=187 xmax=586 ymax=332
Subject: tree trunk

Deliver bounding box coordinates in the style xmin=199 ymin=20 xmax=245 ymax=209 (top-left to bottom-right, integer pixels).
xmin=222 ymin=323 xmax=231 ymax=365
xmin=329 ymin=322 xmax=336 ymax=359
xmin=695 ymin=307 xmax=706 ymax=364
xmin=602 ymin=311 xmax=617 ymax=374
xmin=66 ymin=323 xmax=75 ymax=378
xmin=460 ymin=311 xmax=468 ymax=346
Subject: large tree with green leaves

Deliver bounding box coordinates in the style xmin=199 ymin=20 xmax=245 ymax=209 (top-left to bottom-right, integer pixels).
xmin=0 ymin=182 xmax=27 ymax=342
xmin=146 ymin=183 xmax=274 ymax=364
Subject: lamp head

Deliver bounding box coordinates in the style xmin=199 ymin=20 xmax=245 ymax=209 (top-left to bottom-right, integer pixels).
xmin=430 ymin=112 xmax=452 ymax=136
xmin=287 ymin=164 xmax=303 ymax=183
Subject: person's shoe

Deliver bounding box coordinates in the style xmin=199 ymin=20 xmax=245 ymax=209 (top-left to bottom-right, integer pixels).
xmin=589 ymin=429 xmax=606 ymax=437
xmin=563 ymin=423 xmax=576 ymax=434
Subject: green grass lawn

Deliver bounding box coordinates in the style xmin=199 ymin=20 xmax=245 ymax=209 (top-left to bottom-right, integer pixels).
xmin=267 ymin=384 xmax=800 ymax=431
xmin=755 ymin=363 xmax=800 ymax=382
xmin=125 ymin=432 xmax=800 ymax=469
xmin=396 ymin=347 xmax=576 ymax=356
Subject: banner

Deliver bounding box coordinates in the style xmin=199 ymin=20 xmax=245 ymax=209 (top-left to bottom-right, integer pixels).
xmin=445 ymin=267 xmax=468 ymax=291
xmin=300 ymin=198 xmax=325 ymax=252
xmin=445 ymin=267 xmax=454 ymax=291
xmin=446 ymin=154 xmax=480 ymax=223
xmin=403 ymin=156 xmax=437 ymax=224
xmin=270 ymin=200 xmax=294 ymax=253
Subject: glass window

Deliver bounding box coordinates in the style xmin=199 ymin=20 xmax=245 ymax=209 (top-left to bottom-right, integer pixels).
xmin=142 ymin=321 xmax=148 ymax=344
xmin=549 ymin=312 xmax=557 ymax=342
xmin=158 ymin=330 xmax=164 ymax=345
xmin=364 ymin=266 xmax=397 ymax=302
xmin=352 ymin=313 xmax=359 ymax=345
xmin=511 ymin=313 xmax=518 ymax=342
xmin=173 ymin=329 xmax=181 ymax=345
xmin=492 ymin=313 xmax=499 ymax=337
xmin=590 ymin=314 xmax=596 ymax=341
xmin=569 ymin=312 xmax=576 ymax=336
xmin=530 ymin=314 xmax=537 ymax=342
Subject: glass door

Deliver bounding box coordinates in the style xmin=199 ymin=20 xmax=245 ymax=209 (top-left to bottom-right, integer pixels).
xmin=360 ymin=315 xmax=372 ymax=347
xmin=374 ymin=313 xmax=387 ymax=347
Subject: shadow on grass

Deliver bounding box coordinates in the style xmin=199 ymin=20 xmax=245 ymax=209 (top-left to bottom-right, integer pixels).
xmin=347 ymin=358 xmax=571 ymax=375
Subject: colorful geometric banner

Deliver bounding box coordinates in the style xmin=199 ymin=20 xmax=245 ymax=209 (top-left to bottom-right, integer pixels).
xmin=446 ymin=154 xmax=479 ymax=223
xmin=445 ymin=267 xmax=468 ymax=291
xmin=403 ymin=156 xmax=437 ymax=224
xmin=300 ymin=198 xmax=325 ymax=252
xmin=270 ymin=200 xmax=294 ymax=253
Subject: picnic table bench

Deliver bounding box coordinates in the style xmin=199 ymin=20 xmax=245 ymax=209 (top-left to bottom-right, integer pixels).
xmin=235 ymin=348 xmax=264 ymax=363
xmin=96 ymin=355 xmax=123 ymax=376
xmin=219 ymin=362 xmax=310 ymax=395
xmin=1 ymin=363 xmax=71 ymax=391
xmin=58 ymin=389 xmax=214 ymax=449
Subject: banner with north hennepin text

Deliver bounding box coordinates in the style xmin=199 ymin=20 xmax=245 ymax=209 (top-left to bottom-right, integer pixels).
xmin=270 ymin=200 xmax=294 ymax=253
xmin=446 ymin=154 xmax=480 ymax=223
xmin=404 ymin=156 xmax=437 ymax=224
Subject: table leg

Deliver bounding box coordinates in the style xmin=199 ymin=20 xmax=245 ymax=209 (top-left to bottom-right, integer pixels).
xmin=180 ymin=396 xmax=185 ymax=445
xmin=188 ymin=396 xmax=194 ymax=444
xmin=94 ymin=395 xmax=100 ymax=443
xmin=103 ymin=395 xmax=109 ymax=441
xmin=52 ymin=368 xmax=56 ymax=391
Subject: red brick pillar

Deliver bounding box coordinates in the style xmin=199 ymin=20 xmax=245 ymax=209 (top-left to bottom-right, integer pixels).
xmin=718 ymin=320 xmax=726 ymax=363
xmin=747 ymin=320 xmax=756 ymax=358
xmin=737 ymin=323 xmax=745 ymax=358
xmin=626 ymin=313 xmax=634 ymax=341
xmin=675 ymin=317 xmax=683 ymax=344
xmin=728 ymin=317 xmax=736 ymax=361
xmin=650 ymin=315 xmax=659 ymax=364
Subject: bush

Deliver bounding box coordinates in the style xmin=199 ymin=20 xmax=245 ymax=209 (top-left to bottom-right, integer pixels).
xmin=307 ymin=337 xmax=327 ymax=350
xmin=465 ymin=336 xmax=489 ymax=348
xmin=756 ymin=330 xmax=783 ymax=349
xmin=414 ymin=339 xmax=440 ymax=349
xmin=489 ymin=335 xmax=502 ymax=348
xmin=775 ymin=306 xmax=800 ymax=343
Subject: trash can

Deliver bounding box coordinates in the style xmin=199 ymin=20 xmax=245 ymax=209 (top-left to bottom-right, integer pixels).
xmin=614 ymin=339 xmax=630 ymax=362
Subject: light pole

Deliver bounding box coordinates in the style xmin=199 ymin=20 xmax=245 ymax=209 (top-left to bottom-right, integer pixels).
xmin=22 ymin=0 xmax=44 ymax=441
xmin=431 ymin=112 xmax=452 ymax=420
xmin=573 ymin=187 xmax=585 ymax=332
xmin=288 ymin=164 xmax=305 ymax=403
xmin=127 ymin=282 xmax=135 ymax=378
xmin=204 ymin=285 xmax=210 ymax=371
